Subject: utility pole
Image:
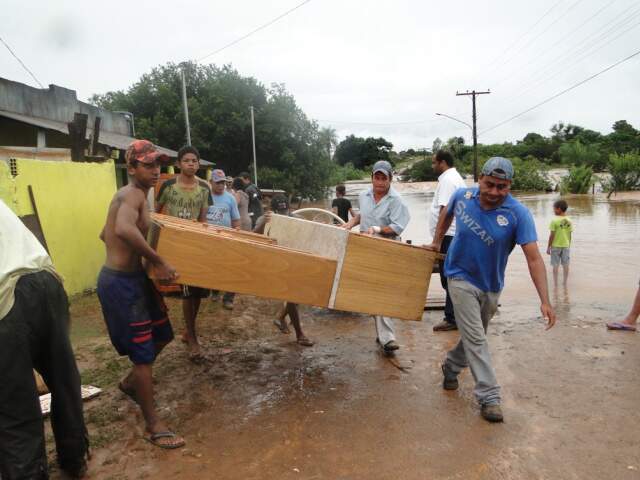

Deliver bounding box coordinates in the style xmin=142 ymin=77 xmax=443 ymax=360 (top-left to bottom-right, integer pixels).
xmin=181 ymin=69 xmax=192 ymax=146
xmin=250 ymin=106 xmax=258 ymax=187
xmin=456 ymin=90 xmax=490 ymax=182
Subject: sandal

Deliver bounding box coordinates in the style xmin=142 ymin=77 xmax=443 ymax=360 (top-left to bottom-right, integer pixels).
xmin=145 ymin=431 xmax=185 ymax=450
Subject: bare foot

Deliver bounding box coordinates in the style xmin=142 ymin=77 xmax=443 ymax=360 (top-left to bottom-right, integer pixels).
xmin=186 ymin=339 xmax=204 ymax=364
xmin=274 ymin=318 xmax=291 ymax=334
xmin=145 ymin=421 xmax=185 ymax=449
xmin=296 ymin=336 xmax=315 ymax=347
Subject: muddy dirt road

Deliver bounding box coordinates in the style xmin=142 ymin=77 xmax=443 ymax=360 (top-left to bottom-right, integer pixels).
xmin=51 ymin=192 xmax=639 ymax=479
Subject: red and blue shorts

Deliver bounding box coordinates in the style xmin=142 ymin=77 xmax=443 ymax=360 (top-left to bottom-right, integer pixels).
xmin=97 ymin=267 xmax=173 ymax=365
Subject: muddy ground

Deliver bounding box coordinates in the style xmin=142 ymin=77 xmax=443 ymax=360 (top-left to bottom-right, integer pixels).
xmin=47 ymin=283 xmax=639 ymax=480
xmin=45 ymin=191 xmax=640 ymax=479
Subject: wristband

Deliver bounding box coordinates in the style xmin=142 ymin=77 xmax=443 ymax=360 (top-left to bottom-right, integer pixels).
xmin=372 ymin=226 xmax=382 ymax=233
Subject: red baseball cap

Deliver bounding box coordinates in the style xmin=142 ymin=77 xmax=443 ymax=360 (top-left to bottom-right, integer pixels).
xmin=125 ymin=140 xmax=170 ymax=165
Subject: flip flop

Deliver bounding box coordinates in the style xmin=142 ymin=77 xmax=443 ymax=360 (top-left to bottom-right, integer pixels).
xmin=606 ymin=322 xmax=637 ymax=332
xmin=296 ymin=337 xmax=315 ymax=347
xmin=145 ymin=431 xmax=185 ymax=450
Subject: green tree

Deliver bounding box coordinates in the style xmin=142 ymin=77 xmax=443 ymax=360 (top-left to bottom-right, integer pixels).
xmin=334 ymin=135 xmax=393 ymax=169
xmin=558 ymin=140 xmax=605 ymax=171
xmin=603 ymin=152 xmax=640 ymax=193
xmin=91 ymin=61 xmax=336 ymax=199
xmin=517 ymin=132 xmax=555 ymax=162
xmin=603 ymin=120 xmax=640 ymax=155
xmin=510 ymin=157 xmax=551 ymax=191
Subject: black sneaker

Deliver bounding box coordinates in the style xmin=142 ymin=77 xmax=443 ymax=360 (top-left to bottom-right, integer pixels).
xmin=383 ymin=340 xmax=400 ymax=352
xmin=441 ymin=363 xmax=459 ymax=390
xmin=481 ymin=404 xmax=504 ymax=423
xmin=433 ymin=319 xmax=458 ymax=332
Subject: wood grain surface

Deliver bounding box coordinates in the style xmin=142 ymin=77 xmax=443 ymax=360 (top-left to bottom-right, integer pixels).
xmin=153 ymin=224 xmax=336 ymax=307
xmin=333 ymin=233 xmax=437 ymax=321
xmin=151 ymin=213 xmax=275 ymax=245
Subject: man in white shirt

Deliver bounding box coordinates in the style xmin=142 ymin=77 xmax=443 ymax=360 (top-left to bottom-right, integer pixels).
xmin=428 ymin=150 xmax=467 ymax=332
xmin=0 ymin=200 xmax=88 ymax=478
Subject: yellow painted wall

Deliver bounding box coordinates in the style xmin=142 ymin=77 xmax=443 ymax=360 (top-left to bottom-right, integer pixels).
xmin=0 ymin=159 xmax=117 ymax=295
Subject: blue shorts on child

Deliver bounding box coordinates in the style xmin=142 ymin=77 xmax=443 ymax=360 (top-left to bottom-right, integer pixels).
xmin=97 ymin=267 xmax=173 ymax=364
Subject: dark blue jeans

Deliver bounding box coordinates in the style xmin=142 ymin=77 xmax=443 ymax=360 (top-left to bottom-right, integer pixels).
xmin=440 ymin=235 xmax=456 ymax=325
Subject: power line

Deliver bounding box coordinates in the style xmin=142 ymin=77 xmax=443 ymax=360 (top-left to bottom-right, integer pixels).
xmin=197 ymin=0 xmax=313 ymax=62
xmin=0 ymin=35 xmax=44 ymax=88
xmin=491 ymin=0 xmax=618 ymax=91
xmin=480 ymin=48 xmax=640 ymax=136
xmin=471 ymin=0 xmax=565 ymax=85
xmin=494 ymin=5 xmax=640 ymax=110
xmin=490 ymin=0 xmax=585 ymax=76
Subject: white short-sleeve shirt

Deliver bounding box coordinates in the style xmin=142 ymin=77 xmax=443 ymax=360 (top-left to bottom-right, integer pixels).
xmin=428 ymin=167 xmax=466 ymax=238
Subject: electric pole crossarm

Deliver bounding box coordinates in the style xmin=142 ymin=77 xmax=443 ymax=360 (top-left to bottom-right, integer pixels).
xmin=455 ymin=90 xmax=490 ymax=183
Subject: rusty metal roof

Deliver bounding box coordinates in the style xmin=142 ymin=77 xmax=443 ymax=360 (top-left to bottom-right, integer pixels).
xmin=0 ymin=109 xmax=213 ymax=166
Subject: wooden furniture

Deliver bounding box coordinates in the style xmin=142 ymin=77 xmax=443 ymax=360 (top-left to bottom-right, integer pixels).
xmin=266 ymin=215 xmax=437 ymax=320
xmin=149 ymin=214 xmax=336 ymax=307
xmin=149 ymin=214 xmax=438 ymax=321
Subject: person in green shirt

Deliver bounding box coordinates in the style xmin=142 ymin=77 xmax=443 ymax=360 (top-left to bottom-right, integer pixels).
xmin=546 ymin=199 xmax=573 ymax=286
xmin=156 ymin=145 xmax=212 ymax=363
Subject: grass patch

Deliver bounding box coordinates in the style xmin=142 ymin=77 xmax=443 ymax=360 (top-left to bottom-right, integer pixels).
xmin=81 ymin=357 xmax=129 ymax=388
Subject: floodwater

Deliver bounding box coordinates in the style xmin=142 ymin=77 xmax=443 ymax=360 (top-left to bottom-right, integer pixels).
xmin=342 ymin=182 xmax=640 ymax=305
xmin=74 ymin=184 xmax=640 ymax=480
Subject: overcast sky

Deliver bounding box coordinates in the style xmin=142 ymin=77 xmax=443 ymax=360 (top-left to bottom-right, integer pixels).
xmin=2 ymin=0 xmax=639 ymax=150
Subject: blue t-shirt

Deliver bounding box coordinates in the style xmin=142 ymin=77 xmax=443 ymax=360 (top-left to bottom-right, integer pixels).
xmin=444 ymin=187 xmax=537 ymax=293
xmin=206 ymin=191 xmax=240 ymax=228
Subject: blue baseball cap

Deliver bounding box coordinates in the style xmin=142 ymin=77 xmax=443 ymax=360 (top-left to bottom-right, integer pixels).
xmin=481 ymin=157 xmax=514 ymax=180
xmin=372 ymin=160 xmax=393 ymax=177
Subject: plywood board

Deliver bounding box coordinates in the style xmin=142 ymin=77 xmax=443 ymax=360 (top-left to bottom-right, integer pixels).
xmin=152 ymin=224 xmax=336 ymax=307
xmin=333 ymin=234 xmax=436 ymax=321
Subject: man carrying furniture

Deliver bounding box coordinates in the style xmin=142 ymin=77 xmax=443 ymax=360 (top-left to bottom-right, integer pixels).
xmin=97 ymin=140 xmax=185 ymax=449
xmin=155 ymin=145 xmax=212 ymax=363
xmin=342 ymin=160 xmax=410 ymax=353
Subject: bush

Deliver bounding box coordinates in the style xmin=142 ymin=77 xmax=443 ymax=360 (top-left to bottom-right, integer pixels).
xmin=603 ymin=152 xmax=640 ymax=193
xmin=510 ymin=157 xmax=552 ymax=191
xmin=329 ymin=162 xmax=367 ymax=184
xmin=407 ymin=159 xmax=438 ymax=181
xmin=560 ymin=165 xmax=593 ymax=194
xmin=558 ymin=140 xmax=606 ymax=171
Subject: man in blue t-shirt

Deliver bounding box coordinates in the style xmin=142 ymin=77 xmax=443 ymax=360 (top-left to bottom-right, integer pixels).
xmin=207 ymin=169 xmax=241 ymax=309
xmin=427 ymin=157 xmax=556 ymax=423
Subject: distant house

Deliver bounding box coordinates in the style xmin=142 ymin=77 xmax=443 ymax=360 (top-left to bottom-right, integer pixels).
xmin=0 ymin=77 xmax=212 ymax=185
